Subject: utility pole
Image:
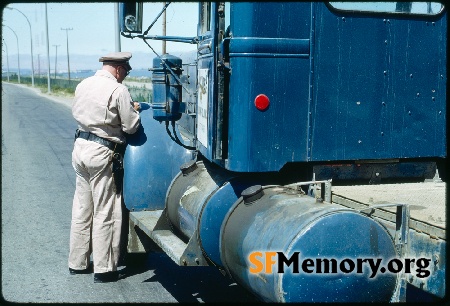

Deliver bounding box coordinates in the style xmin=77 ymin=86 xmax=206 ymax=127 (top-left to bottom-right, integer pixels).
xmin=53 ymin=44 xmax=60 ymax=80
xmin=45 ymin=3 xmax=51 ymax=93
xmin=6 ymin=7 xmax=34 ymax=87
xmin=114 ymin=3 xmax=121 ymax=52
xmin=162 ymin=2 xmax=166 ymax=54
xmin=61 ymin=27 xmax=73 ymax=81
xmin=37 ymin=54 xmax=40 ymax=77
xmin=3 ymin=25 xmax=20 ymax=83
xmin=3 ymin=39 xmax=10 ymax=81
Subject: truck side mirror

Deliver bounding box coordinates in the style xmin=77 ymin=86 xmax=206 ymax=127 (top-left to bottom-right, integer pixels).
xmin=119 ymin=2 xmax=143 ymax=33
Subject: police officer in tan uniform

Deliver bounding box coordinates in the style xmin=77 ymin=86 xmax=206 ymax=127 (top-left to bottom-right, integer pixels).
xmin=69 ymin=52 xmax=140 ymax=283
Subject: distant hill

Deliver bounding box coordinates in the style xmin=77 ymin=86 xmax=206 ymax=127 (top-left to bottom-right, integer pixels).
xmin=69 ymin=51 xmax=197 ymax=70
xmin=5 ymin=50 xmax=198 ymax=74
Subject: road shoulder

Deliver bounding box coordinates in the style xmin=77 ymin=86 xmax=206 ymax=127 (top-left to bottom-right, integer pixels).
xmin=2 ymin=81 xmax=74 ymax=109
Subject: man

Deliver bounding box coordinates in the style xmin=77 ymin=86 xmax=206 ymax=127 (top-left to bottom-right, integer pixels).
xmin=69 ymin=52 xmax=140 ymax=283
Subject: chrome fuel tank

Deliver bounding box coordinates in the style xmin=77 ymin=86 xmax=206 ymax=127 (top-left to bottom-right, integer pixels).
xmin=165 ymin=159 xmax=269 ymax=265
xmin=165 ymin=160 xmax=234 ymax=240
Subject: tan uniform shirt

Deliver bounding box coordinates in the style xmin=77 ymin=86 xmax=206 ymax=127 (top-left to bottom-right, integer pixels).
xmin=72 ymin=70 xmax=140 ymax=144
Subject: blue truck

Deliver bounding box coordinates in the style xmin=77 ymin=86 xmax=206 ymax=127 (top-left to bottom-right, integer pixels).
xmin=118 ymin=2 xmax=446 ymax=302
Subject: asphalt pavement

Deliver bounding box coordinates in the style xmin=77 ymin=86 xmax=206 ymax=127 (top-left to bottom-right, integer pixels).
xmin=1 ymin=82 xmax=257 ymax=303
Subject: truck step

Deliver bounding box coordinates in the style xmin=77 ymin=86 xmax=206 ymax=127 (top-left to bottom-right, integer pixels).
xmin=129 ymin=210 xmax=208 ymax=266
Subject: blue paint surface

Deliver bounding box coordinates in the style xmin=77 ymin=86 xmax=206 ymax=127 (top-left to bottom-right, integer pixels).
xmin=123 ymin=104 xmax=194 ymax=211
xmin=311 ymin=5 xmax=446 ymax=161
xmin=199 ymin=3 xmax=446 ymax=171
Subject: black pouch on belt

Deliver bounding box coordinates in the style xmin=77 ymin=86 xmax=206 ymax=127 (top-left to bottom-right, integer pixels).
xmin=112 ymin=152 xmax=124 ymax=194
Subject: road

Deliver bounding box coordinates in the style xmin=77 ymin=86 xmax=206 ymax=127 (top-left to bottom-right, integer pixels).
xmin=1 ymin=82 xmax=257 ymax=303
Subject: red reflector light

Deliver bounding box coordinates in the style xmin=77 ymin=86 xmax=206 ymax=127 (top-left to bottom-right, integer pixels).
xmin=254 ymin=94 xmax=270 ymax=111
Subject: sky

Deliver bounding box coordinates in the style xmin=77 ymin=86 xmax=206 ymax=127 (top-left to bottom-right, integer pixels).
xmin=2 ymin=2 xmax=199 ymax=71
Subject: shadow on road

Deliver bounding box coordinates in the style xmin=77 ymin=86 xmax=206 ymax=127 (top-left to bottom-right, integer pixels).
xmin=123 ymin=252 xmax=259 ymax=303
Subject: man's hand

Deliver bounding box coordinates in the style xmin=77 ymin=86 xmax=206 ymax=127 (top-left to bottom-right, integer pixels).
xmin=133 ymin=102 xmax=141 ymax=111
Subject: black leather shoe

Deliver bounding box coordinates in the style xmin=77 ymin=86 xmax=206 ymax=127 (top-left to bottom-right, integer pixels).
xmin=94 ymin=271 xmax=119 ymax=283
xmin=69 ymin=266 xmax=92 ymax=275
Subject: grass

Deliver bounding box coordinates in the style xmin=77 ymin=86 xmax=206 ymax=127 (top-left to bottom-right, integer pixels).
xmin=3 ymin=76 xmax=152 ymax=102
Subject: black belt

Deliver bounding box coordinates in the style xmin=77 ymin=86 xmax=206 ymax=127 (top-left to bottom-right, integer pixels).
xmin=75 ymin=129 xmax=124 ymax=152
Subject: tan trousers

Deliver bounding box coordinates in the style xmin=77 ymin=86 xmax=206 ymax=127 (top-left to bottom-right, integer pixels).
xmin=69 ymin=138 xmax=122 ymax=273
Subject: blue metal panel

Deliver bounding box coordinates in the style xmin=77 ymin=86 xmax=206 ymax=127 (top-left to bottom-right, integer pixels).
xmin=123 ymin=104 xmax=194 ymax=211
xmin=196 ymin=3 xmax=218 ymax=162
xmin=407 ymin=229 xmax=446 ymax=297
xmin=198 ymin=180 xmax=243 ymax=266
xmin=229 ymin=38 xmax=309 ymax=58
xmin=230 ymin=3 xmax=311 ymax=38
xmin=310 ymin=4 xmax=446 ymax=161
xmin=226 ymin=2 xmax=312 ymax=172
xmin=199 ymin=177 xmax=268 ymax=266
xmin=227 ymin=57 xmax=310 ymax=172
